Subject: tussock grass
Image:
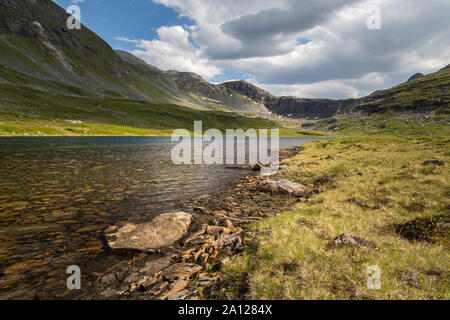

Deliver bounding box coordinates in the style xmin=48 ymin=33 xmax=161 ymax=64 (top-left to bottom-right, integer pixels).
xmin=224 ymin=136 xmax=449 ymax=299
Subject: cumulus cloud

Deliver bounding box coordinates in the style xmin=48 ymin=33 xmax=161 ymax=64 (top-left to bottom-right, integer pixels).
xmin=117 ymin=0 xmax=450 ymax=98
xmin=128 ymin=26 xmax=221 ymax=78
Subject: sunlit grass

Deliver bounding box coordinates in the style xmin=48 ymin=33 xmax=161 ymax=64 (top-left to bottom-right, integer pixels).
xmin=224 ymin=136 xmax=449 ymax=299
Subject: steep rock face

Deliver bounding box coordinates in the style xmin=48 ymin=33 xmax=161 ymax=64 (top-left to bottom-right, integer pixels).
xmin=222 ymin=64 xmax=450 ymax=118
xmin=221 ymin=81 xmax=357 ymax=119
xmin=268 ymin=97 xmax=356 ymax=119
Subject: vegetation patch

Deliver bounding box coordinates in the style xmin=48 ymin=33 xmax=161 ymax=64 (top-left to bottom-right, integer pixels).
xmin=223 ymin=136 xmax=449 ymax=299
xmin=394 ymin=214 xmax=450 ymax=245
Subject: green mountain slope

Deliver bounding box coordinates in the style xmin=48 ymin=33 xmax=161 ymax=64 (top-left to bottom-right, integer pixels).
xmin=0 ymin=0 xmax=448 ymax=137
xmin=312 ymin=66 xmax=450 ymax=136
xmin=0 ymin=0 xmax=276 ymax=136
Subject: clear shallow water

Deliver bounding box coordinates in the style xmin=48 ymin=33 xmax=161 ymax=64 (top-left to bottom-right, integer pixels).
xmin=0 ymin=136 xmax=325 ymax=299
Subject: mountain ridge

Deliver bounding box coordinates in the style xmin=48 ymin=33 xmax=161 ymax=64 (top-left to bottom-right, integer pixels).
xmin=0 ymin=0 xmax=448 ymax=136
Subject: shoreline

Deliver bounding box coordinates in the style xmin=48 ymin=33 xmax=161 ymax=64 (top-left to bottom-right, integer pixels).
xmin=85 ymin=136 xmax=449 ymax=300
xmin=0 ymin=134 xmax=329 ymax=138
xmin=86 ymin=147 xmax=309 ymax=300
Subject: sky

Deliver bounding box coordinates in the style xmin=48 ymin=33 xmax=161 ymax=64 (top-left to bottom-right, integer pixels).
xmin=55 ymin=0 xmax=450 ymax=99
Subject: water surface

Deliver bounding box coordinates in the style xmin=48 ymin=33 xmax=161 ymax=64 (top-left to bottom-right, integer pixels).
xmin=0 ymin=136 xmax=325 ymax=299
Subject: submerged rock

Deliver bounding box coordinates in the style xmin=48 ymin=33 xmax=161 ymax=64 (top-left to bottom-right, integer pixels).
xmin=104 ymin=212 xmax=192 ymax=253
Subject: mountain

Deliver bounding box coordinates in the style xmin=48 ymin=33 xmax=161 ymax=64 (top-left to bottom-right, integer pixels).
xmin=0 ymin=0 xmax=267 ymax=113
xmin=221 ymin=80 xmax=356 ymax=119
xmin=0 ymin=0 xmax=448 ymax=136
xmin=221 ymin=67 xmax=449 ymax=120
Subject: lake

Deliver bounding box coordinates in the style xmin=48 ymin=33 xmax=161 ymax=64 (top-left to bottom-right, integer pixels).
xmin=0 ymin=136 xmax=326 ymax=299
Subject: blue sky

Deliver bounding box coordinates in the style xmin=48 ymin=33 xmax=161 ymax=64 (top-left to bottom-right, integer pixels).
xmin=55 ymin=0 xmax=249 ymax=83
xmin=53 ymin=0 xmax=450 ymax=99
xmin=55 ymin=0 xmax=191 ymax=52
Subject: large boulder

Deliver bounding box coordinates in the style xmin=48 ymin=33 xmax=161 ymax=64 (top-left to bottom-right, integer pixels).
xmin=104 ymin=212 xmax=192 ymax=253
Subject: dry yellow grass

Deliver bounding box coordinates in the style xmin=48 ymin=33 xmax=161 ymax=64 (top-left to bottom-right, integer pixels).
xmin=224 ymin=136 xmax=449 ymax=300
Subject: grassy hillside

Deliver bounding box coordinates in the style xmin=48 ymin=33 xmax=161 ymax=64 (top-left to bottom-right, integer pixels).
xmin=310 ymin=66 xmax=450 ymax=137
xmin=0 ymin=81 xmax=288 ymax=136
xmin=0 ymin=0 xmax=275 ymax=137
xmin=222 ymin=136 xmax=449 ymax=299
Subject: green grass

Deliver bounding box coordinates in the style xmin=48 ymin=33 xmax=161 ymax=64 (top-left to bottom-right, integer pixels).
xmin=223 ymin=136 xmax=449 ymax=300
xmin=0 ymin=83 xmax=321 ymax=137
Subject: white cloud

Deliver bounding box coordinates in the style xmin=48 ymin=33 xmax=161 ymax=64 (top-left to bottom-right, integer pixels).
xmin=117 ymin=0 xmax=450 ymax=98
xmin=129 ymin=26 xmax=221 ymax=79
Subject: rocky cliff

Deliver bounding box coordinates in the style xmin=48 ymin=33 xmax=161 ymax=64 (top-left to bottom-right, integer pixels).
xmin=221 ymin=81 xmax=358 ymax=119
xmin=221 ymin=67 xmax=449 ymax=119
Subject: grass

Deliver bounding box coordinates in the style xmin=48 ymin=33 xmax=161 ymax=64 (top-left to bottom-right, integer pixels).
xmin=0 ymin=82 xmax=325 ymax=137
xmin=223 ymin=136 xmax=449 ymax=299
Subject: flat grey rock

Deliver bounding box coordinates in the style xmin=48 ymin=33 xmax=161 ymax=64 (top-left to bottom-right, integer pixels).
xmin=263 ymin=179 xmax=307 ymax=195
xmin=104 ymin=212 xmax=192 ymax=253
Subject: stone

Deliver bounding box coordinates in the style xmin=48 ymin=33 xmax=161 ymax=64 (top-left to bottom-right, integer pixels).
xmin=161 ymin=263 xmax=203 ymax=281
xmin=198 ymin=253 xmax=209 ymax=265
xmin=160 ymin=280 xmax=189 ymax=300
xmin=197 ymin=195 xmax=211 ymax=202
xmin=260 ymin=166 xmax=280 ymax=177
xmin=104 ymin=212 xmax=192 ymax=253
xmin=138 ymin=256 xmax=173 ymax=276
xmin=251 ymin=163 xmax=262 ymax=171
xmin=231 ymin=237 xmax=242 ymax=250
xmin=421 ymin=159 xmax=444 ymax=166
xmin=198 ymin=276 xmax=219 ymax=286
xmin=100 ymin=287 xmax=119 ymax=298
xmin=167 ymin=288 xmax=198 ymax=300
xmin=213 ymin=232 xmax=242 ymax=247
xmin=149 ymin=281 xmax=170 ymax=296
xmin=183 ymin=225 xmax=207 ymax=245
xmin=329 ymin=233 xmax=377 ymax=249
xmin=99 ymin=273 xmax=117 ymax=285
xmin=193 ymin=207 xmax=208 ymax=215
xmin=206 ymin=225 xmax=232 ymax=236
xmin=221 ymin=219 xmax=234 ymax=230
xmin=212 ymin=210 xmax=227 ymax=217
xmin=261 ymin=179 xmax=307 ymax=195
xmin=139 ymin=276 xmax=161 ymax=291
xmin=193 ymin=248 xmax=205 ymax=262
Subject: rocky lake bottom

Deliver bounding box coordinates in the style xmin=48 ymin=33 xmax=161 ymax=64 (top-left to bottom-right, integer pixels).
xmin=0 ymin=136 xmax=323 ymax=299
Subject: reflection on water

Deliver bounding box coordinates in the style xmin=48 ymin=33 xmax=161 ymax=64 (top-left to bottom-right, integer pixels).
xmin=0 ymin=136 xmax=324 ymax=299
